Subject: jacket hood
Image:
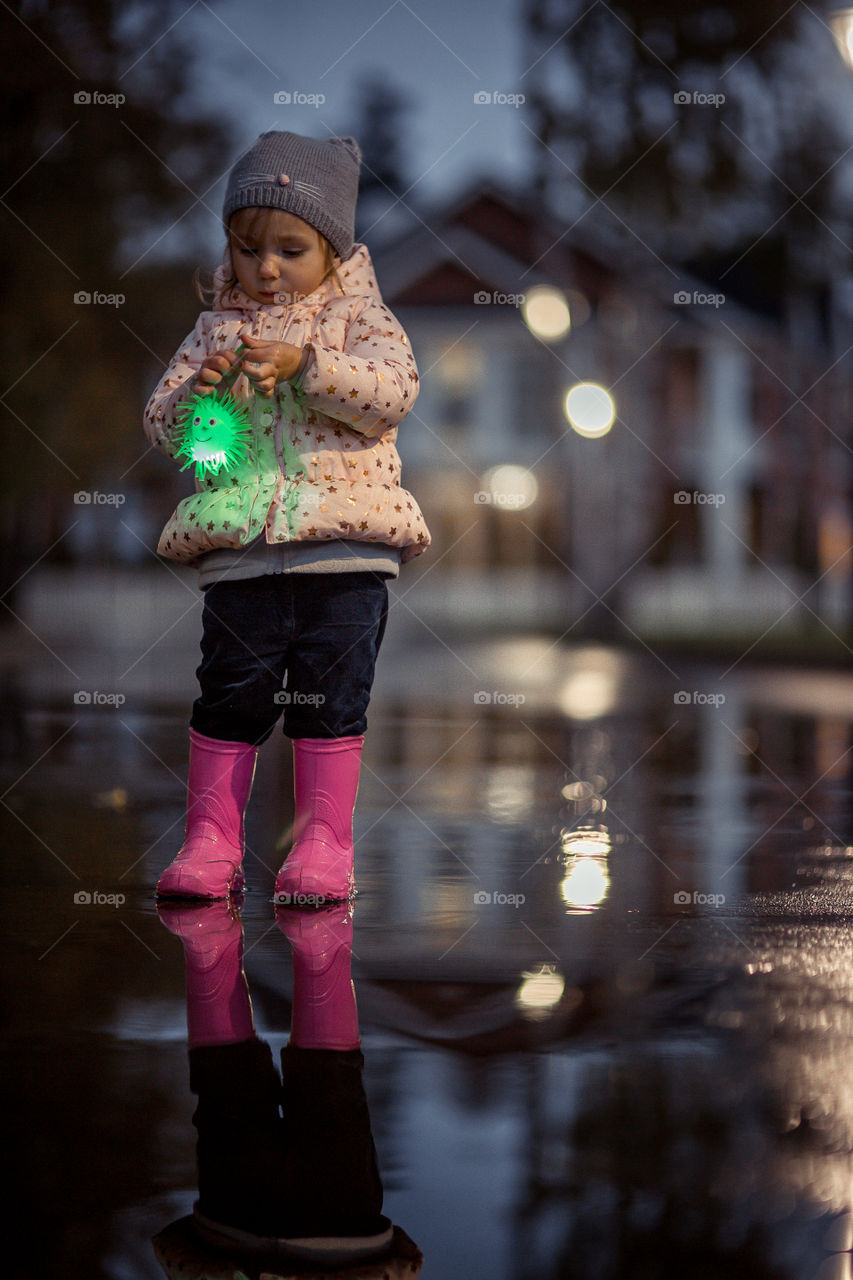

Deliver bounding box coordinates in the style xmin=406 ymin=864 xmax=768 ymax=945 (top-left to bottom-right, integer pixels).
xmin=211 ymin=240 xmax=381 ymax=314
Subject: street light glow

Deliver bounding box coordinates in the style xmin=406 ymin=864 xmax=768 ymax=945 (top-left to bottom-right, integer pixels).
xmin=521 ymin=285 xmax=572 ymax=341
xmin=560 ymin=858 xmax=610 ymax=910
xmin=564 ymin=382 xmax=616 ymax=437
xmin=557 ymin=669 xmax=617 ymax=719
xmin=480 ymin=464 xmax=539 ymax=511
xmin=560 ymin=828 xmax=612 ymax=857
xmin=515 ymin=965 xmax=566 ymax=1017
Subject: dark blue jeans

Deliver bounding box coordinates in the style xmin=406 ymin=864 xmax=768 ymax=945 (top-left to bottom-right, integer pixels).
xmin=190 ymin=572 xmax=389 ymax=745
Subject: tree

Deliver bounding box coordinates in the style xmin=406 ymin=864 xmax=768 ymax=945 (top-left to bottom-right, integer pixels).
xmin=350 ymin=71 xmax=417 ymax=245
xmin=521 ymin=0 xmax=853 ymax=287
xmin=1 ymin=0 xmax=236 ymax=578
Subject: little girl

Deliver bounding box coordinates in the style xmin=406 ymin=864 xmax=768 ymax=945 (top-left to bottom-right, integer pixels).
xmin=143 ymin=130 xmax=430 ymax=905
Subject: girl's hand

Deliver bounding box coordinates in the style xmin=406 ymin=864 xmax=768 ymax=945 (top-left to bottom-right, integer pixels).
xmin=192 ymin=345 xmax=244 ymax=397
xmin=237 ymin=332 xmax=304 ymax=398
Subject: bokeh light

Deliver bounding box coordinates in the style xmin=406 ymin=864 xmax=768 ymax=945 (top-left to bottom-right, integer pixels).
xmin=515 ymin=964 xmax=566 ymax=1019
xmin=560 ymin=827 xmax=612 ymax=857
xmin=480 ymin=464 xmax=539 ymax=511
xmin=560 ymin=858 xmax=610 ymax=910
xmin=557 ymin=669 xmax=617 ymax=719
xmin=521 ymin=285 xmax=572 ymax=341
xmin=564 ymin=382 xmax=616 ymax=437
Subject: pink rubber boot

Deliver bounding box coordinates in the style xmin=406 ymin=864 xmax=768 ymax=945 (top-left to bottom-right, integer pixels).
xmin=275 ymin=902 xmax=360 ymax=1050
xmin=274 ymin=736 xmax=363 ymax=906
xmin=156 ymin=729 xmax=258 ymax=900
xmin=157 ymin=899 xmax=256 ymax=1048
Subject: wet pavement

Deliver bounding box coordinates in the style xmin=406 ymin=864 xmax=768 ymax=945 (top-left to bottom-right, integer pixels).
xmin=5 ymin=624 xmax=853 ymax=1279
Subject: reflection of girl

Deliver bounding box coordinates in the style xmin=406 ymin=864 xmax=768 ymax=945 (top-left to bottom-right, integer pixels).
xmin=144 ymin=130 xmax=430 ymax=906
xmin=154 ymin=898 xmax=423 ymax=1274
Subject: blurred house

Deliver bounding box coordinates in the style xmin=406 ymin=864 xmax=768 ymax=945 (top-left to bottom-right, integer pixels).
xmin=23 ymin=181 xmax=850 ymax=670
xmin=372 ymin=181 xmax=853 ymax=643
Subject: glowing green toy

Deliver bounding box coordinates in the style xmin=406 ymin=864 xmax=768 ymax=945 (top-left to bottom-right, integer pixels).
xmin=174 ymin=344 xmax=253 ymax=480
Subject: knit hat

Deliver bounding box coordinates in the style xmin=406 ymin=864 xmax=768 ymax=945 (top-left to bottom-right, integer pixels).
xmin=222 ymin=131 xmax=362 ymax=261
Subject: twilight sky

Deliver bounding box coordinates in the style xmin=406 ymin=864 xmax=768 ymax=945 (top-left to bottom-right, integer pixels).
xmin=154 ymin=0 xmax=534 ymax=258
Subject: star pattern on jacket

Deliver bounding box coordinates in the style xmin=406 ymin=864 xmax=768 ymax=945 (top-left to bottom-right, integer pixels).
xmin=141 ymin=242 xmax=431 ymax=567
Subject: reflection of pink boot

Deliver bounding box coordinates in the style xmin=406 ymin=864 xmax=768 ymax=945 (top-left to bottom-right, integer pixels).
xmin=274 ymin=737 xmax=363 ymax=906
xmin=275 ymin=902 xmax=360 ymax=1050
xmin=156 ymin=730 xmax=258 ymax=900
xmin=156 ymin=899 xmax=255 ymax=1048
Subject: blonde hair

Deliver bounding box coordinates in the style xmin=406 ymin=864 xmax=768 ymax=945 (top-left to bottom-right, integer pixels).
xmin=194 ymin=206 xmax=344 ymax=306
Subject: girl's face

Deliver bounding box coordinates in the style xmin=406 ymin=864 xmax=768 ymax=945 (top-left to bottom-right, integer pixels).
xmin=228 ymin=208 xmax=335 ymax=305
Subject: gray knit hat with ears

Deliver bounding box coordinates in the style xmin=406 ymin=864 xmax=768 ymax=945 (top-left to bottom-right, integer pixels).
xmin=222 ymin=131 xmax=362 ymax=261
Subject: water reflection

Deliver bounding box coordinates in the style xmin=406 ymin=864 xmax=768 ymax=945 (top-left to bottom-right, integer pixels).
xmin=515 ymin=964 xmax=568 ymax=1020
xmin=504 ymin=915 xmax=853 ymax=1280
xmin=153 ymin=899 xmax=423 ymax=1277
xmin=6 ymin=643 xmax=853 ymax=1275
xmin=559 ymin=827 xmax=611 ymax=912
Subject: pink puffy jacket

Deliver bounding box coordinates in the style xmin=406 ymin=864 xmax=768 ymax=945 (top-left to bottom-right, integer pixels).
xmin=143 ymin=242 xmax=430 ymax=566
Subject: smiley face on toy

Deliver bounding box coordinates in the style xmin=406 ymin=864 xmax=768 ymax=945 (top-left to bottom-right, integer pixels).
xmin=175 ymin=392 xmax=253 ymax=479
xmin=192 ymin=412 xmax=216 ymax=439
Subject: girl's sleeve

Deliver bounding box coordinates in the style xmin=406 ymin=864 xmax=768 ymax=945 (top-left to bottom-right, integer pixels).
xmin=296 ymin=298 xmax=419 ymax=439
xmin=142 ymin=313 xmax=211 ymax=460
